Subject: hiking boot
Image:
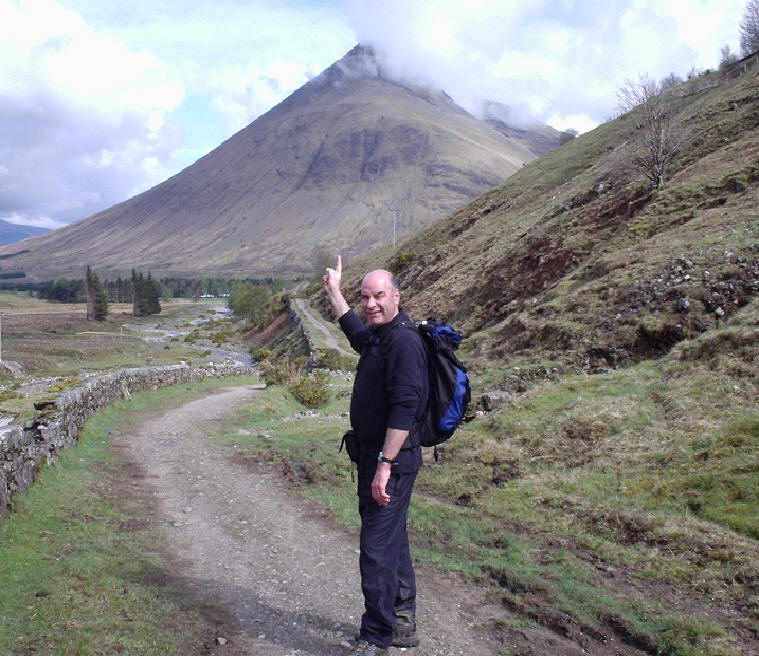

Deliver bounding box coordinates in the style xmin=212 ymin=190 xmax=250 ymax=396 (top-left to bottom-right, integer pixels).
xmin=392 ymin=612 xmax=419 ymax=648
xmin=352 ymin=639 xmax=388 ymax=655
xmin=392 ymin=626 xmax=420 ymax=648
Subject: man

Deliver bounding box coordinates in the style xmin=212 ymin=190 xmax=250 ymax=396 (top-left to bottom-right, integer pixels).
xmin=323 ymin=255 xmax=428 ymax=656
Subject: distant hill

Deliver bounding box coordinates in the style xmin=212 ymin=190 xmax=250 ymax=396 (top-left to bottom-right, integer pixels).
xmin=0 ymin=220 xmax=48 ymax=245
xmin=0 ymin=45 xmax=570 ymax=281
xmin=483 ymin=100 xmax=576 ymax=156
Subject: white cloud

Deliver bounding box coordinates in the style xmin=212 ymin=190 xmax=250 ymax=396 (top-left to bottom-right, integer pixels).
xmin=209 ymin=59 xmax=325 ymax=134
xmin=0 ymin=0 xmax=186 ymax=226
xmin=343 ymin=0 xmax=746 ymax=133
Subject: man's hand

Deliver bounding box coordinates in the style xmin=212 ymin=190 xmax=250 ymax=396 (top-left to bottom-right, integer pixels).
xmin=323 ymin=254 xmax=349 ymax=318
xmin=323 ymin=254 xmax=342 ymax=292
xmin=371 ymin=428 xmax=408 ymax=505
xmin=372 ymin=462 xmax=392 ymax=506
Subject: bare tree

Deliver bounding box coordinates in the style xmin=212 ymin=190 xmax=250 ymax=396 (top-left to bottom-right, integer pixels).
xmin=659 ymin=72 xmax=683 ymax=91
xmin=719 ymin=44 xmax=739 ymax=69
xmin=740 ymin=0 xmax=759 ymax=56
xmin=617 ymin=74 xmax=689 ymax=190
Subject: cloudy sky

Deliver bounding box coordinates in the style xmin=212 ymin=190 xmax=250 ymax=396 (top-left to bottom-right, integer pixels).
xmin=0 ymin=0 xmax=749 ymax=230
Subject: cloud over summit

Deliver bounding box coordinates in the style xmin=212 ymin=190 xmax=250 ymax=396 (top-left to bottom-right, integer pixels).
xmin=344 ymin=0 xmax=746 ymax=129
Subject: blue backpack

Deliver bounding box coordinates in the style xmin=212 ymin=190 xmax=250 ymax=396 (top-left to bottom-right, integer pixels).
xmin=397 ymin=318 xmax=471 ymax=450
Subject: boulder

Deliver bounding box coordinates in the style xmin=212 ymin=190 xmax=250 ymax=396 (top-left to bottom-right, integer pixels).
xmin=482 ymin=391 xmax=515 ymax=412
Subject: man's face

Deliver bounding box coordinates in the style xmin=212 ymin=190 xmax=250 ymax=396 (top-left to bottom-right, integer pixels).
xmin=360 ymin=271 xmax=400 ymax=327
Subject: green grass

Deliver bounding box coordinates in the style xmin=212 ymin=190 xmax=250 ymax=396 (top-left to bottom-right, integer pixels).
xmin=0 ymin=377 xmax=259 ymax=655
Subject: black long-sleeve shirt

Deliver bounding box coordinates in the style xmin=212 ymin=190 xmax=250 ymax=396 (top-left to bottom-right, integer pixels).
xmin=339 ymin=308 xmax=427 ymax=473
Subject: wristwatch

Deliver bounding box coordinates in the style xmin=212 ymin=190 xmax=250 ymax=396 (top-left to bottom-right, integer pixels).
xmin=377 ymin=451 xmax=396 ymax=465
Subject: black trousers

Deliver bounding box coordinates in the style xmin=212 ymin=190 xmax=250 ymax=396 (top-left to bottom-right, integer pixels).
xmin=357 ymin=469 xmax=418 ymax=648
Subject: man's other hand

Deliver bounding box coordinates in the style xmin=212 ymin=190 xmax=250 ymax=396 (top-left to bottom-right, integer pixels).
xmin=371 ymin=463 xmax=392 ymax=506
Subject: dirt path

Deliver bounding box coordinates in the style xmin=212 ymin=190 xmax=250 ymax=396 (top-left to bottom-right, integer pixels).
xmin=293 ymin=299 xmax=353 ymax=357
xmin=110 ymin=385 xmax=510 ymax=656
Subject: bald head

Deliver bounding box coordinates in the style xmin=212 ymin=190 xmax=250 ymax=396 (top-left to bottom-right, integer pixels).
xmin=362 ymin=269 xmax=399 ymax=292
xmin=360 ymin=269 xmax=401 ymax=327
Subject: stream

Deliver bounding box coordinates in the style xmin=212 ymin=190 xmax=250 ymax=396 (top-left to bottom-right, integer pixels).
xmin=124 ymin=304 xmax=254 ymax=367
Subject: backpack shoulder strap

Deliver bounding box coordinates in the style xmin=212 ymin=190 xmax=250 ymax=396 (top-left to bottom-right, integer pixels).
xmin=382 ymin=319 xmax=420 ymax=349
xmin=390 ymin=320 xmax=417 ymax=333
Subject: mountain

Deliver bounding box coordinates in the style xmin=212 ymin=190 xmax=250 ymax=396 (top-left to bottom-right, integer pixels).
xmin=0 ymin=220 xmax=49 ymax=245
xmin=0 ymin=45 xmax=570 ymax=281
xmin=482 ymin=100 xmax=576 ymax=156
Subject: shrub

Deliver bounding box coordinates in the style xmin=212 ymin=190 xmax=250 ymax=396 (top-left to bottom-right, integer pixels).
xmin=256 ymin=348 xmax=272 ymax=361
xmin=0 ymin=386 xmax=21 ymax=402
xmin=260 ymin=359 xmax=328 ymax=407
xmin=290 ymin=370 xmax=330 ymax=408
xmin=390 ymin=251 xmax=413 ymax=274
xmin=209 ymin=330 xmax=227 ymax=345
xmin=261 ymin=360 xmax=301 ymax=386
xmin=318 ymin=348 xmax=353 ymax=371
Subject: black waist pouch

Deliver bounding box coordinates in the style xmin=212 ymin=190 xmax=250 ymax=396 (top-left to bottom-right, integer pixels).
xmin=339 ymin=429 xmax=360 ymax=463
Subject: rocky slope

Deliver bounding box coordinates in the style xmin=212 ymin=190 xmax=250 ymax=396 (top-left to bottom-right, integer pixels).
xmin=327 ymin=61 xmax=759 ymax=372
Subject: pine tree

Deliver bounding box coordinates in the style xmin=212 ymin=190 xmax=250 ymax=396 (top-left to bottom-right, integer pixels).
xmin=131 ymin=270 xmax=161 ymax=316
xmin=85 ymin=265 xmax=108 ymax=321
xmin=145 ymin=272 xmax=162 ymax=315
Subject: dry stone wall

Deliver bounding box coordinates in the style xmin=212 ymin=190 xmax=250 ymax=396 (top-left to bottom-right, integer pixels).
xmin=0 ymin=363 xmax=254 ymax=517
xmin=287 ymin=301 xmax=317 ymax=365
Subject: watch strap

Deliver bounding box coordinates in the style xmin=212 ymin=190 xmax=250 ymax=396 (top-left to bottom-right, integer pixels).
xmin=378 ymin=451 xmax=397 ymax=465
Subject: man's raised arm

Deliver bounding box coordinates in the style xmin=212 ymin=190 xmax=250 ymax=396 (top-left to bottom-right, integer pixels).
xmin=323 ymin=254 xmax=350 ymax=319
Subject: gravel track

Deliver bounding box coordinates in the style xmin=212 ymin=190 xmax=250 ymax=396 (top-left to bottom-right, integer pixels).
xmin=111 ymin=384 xmax=507 ymax=656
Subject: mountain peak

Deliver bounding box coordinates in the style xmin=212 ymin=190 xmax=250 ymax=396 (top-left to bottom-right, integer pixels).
xmin=310 ymin=44 xmax=383 ymax=89
xmin=336 ymin=44 xmax=381 ymax=77
xmin=0 ymin=47 xmax=567 ymax=280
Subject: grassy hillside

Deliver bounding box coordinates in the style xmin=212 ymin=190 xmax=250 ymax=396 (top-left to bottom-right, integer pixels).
xmin=304 ymin=64 xmax=759 ymax=655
